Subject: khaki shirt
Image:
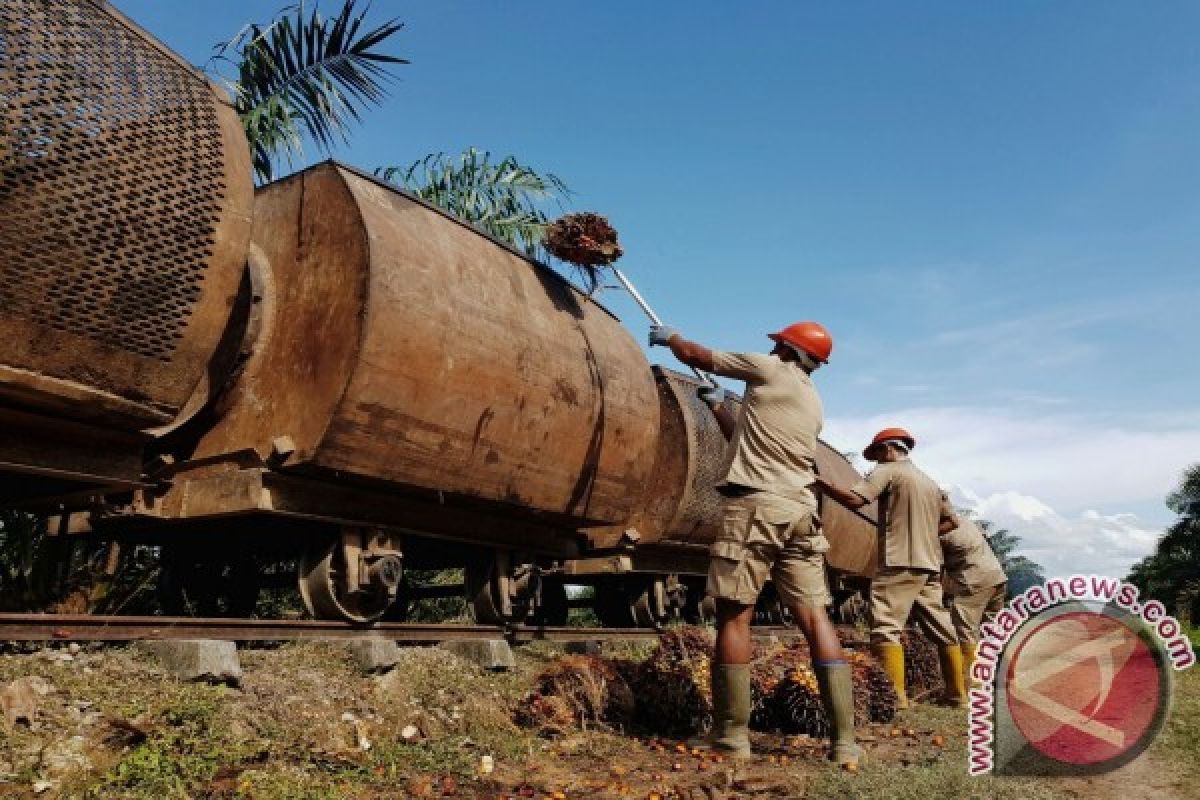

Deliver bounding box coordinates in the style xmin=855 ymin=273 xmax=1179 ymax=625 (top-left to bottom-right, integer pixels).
xmin=709 ymin=351 xmax=823 ymax=502
xmin=940 ymin=514 xmax=1007 ymax=593
xmin=850 ymin=459 xmax=953 ymax=572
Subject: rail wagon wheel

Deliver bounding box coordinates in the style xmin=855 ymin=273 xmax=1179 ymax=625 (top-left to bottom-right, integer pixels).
xmin=594 ymin=577 xmax=668 ymax=628
xmin=464 ymin=552 xmax=534 ymax=626
xmin=298 ymin=538 xmax=395 ymax=624
xmin=630 ymin=577 xmax=669 ymax=628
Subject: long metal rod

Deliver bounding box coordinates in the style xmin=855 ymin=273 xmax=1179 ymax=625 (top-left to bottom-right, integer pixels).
xmin=612 ymin=267 xmax=715 ymax=386
xmin=0 ymin=613 xmax=796 ymax=643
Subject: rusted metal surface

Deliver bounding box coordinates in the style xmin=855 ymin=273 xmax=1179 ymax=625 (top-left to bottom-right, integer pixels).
xmin=188 ymin=163 xmax=661 ymax=527
xmin=0 ymin=0 xmax=252 ymax=495
xmin=657 ymin=369 xmax=737 ymax=544
xmin=815 ymin=443 xmax=880 ymax=577
xmin=0 ymin=613 xmax=797 ymax=643
xmin=0 ymin=0 xmax=254 ymax=427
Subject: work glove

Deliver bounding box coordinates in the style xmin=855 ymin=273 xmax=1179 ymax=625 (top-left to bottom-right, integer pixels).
xmin=647 ymin=324 xmax=679 ymax=347
xmin=698 ymin=384 xmax=726 ymax=406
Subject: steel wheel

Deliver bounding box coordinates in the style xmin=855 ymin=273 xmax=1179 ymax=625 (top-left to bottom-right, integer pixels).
xmin=298 ymin=538 xmax=394 ymax=624
xmin=594 ymin=577 xmax=667 ymax=628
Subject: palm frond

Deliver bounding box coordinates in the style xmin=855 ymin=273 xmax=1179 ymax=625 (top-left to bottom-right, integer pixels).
xmin=212 ymin=1 xmax=408 ymax=181
xmin=376 ymin=148 xmax=572 ymax=257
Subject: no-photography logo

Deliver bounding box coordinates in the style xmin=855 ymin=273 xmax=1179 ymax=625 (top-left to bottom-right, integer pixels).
xmin=968 ymin=575 xmax=1195 ymax=776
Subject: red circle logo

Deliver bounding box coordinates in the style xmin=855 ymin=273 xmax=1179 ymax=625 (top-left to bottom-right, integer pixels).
xmin=1005 ymin=610 xmax=1164 ymax=766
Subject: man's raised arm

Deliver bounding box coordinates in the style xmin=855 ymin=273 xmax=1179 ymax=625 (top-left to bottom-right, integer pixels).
xmin=648 ymin=325 xmax=716 ymax=373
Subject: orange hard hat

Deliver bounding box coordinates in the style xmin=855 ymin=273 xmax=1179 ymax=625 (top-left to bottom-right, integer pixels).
xmin=863 ymin=427 xmax=916 ymax=460
xmin=767 ymin=321 xmax=833 ymax=363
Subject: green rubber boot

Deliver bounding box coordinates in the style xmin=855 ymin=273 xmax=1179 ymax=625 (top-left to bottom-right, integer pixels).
xmin=816 ymin=660 xmax=866 ymax=769
xmin=699 ymin=663 xmax=752 ymax=759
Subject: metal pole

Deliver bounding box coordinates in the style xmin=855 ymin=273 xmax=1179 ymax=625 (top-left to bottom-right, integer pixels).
xmin=612 ymin=267 xmax=716 ymax=386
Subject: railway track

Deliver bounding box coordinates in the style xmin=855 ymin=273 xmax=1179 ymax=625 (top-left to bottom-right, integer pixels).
xmin=0 ymin=613 xmax=799 ymax=644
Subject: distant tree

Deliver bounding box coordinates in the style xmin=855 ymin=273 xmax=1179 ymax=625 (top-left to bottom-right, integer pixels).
xmin=210 ymin=1 xmax=408 ymax=182
xmin=966 ymin=515 xmax=1047 ymax=597
xmin=1127 ymin=464 xmax=1200 ymax=623
xmin=376 ymin=149 xmax=571 ymax=257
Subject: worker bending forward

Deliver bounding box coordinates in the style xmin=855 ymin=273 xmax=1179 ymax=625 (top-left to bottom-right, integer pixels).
xmin=815 ymin=428 xmax=967 ymax=709
xmin=938 ymin=501 xmax=1007 ymax=686
xmin=649 ymin=320 xmax=862 ymax=767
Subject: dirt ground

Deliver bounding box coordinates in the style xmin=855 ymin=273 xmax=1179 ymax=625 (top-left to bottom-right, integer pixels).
xmin=0 ymin=639 xmax=1194 ymax=799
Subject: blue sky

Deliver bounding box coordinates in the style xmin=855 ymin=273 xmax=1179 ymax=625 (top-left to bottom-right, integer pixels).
xmin=114 ymin=1 xmax=1200 ymax=574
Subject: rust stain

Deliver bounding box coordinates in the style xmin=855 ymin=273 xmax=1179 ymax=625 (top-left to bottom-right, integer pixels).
xmin=552 ymin=378 xmax=579 ymax=407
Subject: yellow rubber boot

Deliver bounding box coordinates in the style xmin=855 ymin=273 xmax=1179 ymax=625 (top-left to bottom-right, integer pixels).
xmin=938 ymin=644 xmax=968 ymax=708
xmin=961 ymin=642 xmax=979 ymax=689
xmin=873 ymin=642 xmax=908 ymax=710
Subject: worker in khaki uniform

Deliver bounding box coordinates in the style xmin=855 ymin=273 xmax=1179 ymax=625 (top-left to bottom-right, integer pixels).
xmin=648 ymin=320 xmax=863 ymax=768
xmin=938 ymin=499 xmax=1007 ymax=686
xmin=815 ymin=428 xmax=967 ymax=709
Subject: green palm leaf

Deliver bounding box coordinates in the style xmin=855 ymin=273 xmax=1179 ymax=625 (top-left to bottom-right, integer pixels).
xmin=212 ymin=1 xmax=408 ymax=182
xmin=376 ymin=148 xmax=571 ymax=258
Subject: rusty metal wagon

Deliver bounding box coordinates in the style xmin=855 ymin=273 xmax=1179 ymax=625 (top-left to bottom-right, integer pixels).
xmin=0 ymin=0 xmax=879 ymax=625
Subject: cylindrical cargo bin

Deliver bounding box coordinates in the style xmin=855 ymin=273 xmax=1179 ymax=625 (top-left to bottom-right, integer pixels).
xmin=0 ymin=0 xmax=253 ymax=431
xmin=191 ymin=163 xmax=662 ymax=527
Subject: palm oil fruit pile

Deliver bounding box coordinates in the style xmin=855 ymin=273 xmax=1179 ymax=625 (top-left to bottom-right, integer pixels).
xmin=900 ymin=630 xmax=942 ymax=698
xmin=516 ymin=654 xmax=636 ymax=734
xmin=517 ymin=626 xmax=902 ymax=739
xmin=749 ymin=638 xmax=897 ymax=735
xmin=632 ymin=627 xmax=716 ymax=736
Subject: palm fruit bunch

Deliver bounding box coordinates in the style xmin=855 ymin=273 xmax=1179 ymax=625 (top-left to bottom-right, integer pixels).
xmin=772 ymin=663 xmax=829 ymax=737
xmin=540 ymin=654 xmax=636 ymax=729
xmin=752 ymin=637 xmax=899 ymax=734
xmin=749 ymin=638 xmax=827 ymax=735
xmin=513 ymin=690 xmax=575 ymax=735
xmin=749 ymin=637 xmax=788 ymax=729
xmin=900 ymin=630 xmax=942 ymax=698
xmin=632 ymin=626 xmax=714 ymax=735
xmin=848 ymin=650 xmax=897 ymax=724
xmin=542 ymin=212 xmax=623 ymax=294
xmin=543 ymin=212 xmax=623 ymax=267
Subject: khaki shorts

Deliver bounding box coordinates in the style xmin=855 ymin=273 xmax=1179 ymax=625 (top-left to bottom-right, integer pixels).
xmin=706 ymin=490 xmax=831 ymax=609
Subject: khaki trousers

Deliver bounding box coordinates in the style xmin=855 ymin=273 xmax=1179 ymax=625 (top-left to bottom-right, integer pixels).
xmin=948 ymin=582 xmax=1007 ymax=645
xmin=869 ymin=567 xmax=957 ymax=645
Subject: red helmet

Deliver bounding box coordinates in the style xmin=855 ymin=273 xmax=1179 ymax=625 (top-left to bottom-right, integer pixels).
xmin=863 ymin=427 xmax=916 ymax=460
xmin=767 ymin=321 xmax=833 ymax=363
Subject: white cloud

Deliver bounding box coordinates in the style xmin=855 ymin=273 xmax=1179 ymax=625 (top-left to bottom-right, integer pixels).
xmin=822 ymin=405 xmax=1196 ymax=577
xmin=823 ymin=405 xmax=1200 ymax=513
xmin=947 ymin=486 xmax=1162 ymax=579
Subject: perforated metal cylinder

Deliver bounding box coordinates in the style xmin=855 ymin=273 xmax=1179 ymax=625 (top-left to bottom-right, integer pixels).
xmin=0 ymin=0 xmax=253 ymax=430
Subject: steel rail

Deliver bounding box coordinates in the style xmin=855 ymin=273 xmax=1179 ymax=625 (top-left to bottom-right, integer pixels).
xmin=0 ymin=613 xmax=796 ymax=643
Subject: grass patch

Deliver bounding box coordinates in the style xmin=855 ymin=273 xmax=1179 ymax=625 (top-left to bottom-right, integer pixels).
xmin=1160 ymin=665 xmax=1200 ymax=784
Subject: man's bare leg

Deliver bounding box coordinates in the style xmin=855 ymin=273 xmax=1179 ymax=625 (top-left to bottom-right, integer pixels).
xmin=791 ymin=604 xmax=865 ymax=768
